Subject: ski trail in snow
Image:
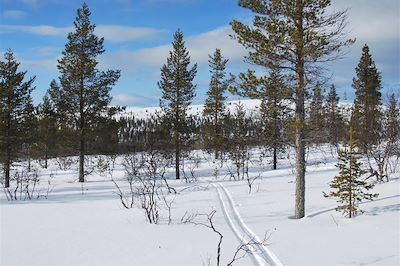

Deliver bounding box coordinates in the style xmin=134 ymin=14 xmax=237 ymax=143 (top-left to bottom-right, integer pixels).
xmin=213 ymin=183 xmax=266 ymax=266
xmin=213 ymin=183 xmax=283 ymax=266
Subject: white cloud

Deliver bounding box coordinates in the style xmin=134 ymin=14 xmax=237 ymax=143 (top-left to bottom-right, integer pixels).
xmin=2 ymin=10 xmax=27 ymax=19
xmin=186 ymin=26 xmax=246 ymax=65
xmin=30 ymin=46 xmax=61 ymax=57
xmin=0 ymin=24 xmax=164 ymax=43
xmin=95 ymin=25 xmax=165 ymax=43
xmin=112 ymin=93 xmax=143 ymax=105
xmin=102 ymin=26 xmax=246 ymax=71
xmin=0 ymin=24 xmax=72 ymax=36
xmin=326 ymin=0 xmax=399 ymax=90
xmin=20 ymin=57 xmax=58 ymax=71
xmin=330 ymin=0 xmax=399 ymax=42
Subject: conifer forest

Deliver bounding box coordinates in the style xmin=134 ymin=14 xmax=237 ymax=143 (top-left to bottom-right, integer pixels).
xmin=0 ymin=1 xmax=399 ymax=265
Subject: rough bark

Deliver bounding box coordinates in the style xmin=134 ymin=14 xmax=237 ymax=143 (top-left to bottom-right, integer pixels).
xmin=294 ymin=0 xmax=306 ymax=219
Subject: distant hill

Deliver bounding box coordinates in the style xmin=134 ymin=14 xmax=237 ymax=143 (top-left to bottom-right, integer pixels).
xmin=118 ymin=99 xmax=354 ymax=120
xmin=119 ymin=99 xmax=262 ymax=120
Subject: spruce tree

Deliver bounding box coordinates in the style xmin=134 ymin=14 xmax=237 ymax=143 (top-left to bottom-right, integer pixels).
xmin=158 ymin=29 xmax=197 ymax=180
xmin=203 ymin=48 xmax=229 ymax=160
xmin=56 ymin=3 xmax=120 ymax=182
xmin=324 ymin=129 xmax=378 ymax=218
xmin=0 ymin=50 xmax=35 ymax=188
xmin=325 ymin=85 xmax=344 ymax=147
xmin=231 ymin=0 xmax=354 ymax=218
xmin=351 ymin=44 xmax=382 ymax=149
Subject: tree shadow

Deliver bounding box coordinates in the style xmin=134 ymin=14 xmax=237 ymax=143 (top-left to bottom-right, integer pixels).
xmin=365 ymin=204 xmax=400 ymax=216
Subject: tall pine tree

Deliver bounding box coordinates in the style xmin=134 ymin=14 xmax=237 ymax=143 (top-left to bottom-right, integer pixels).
xmin=37 ymin=81 xmax=58 ymax=169
xmin=158 ymin=29 xmax=197 ymax=180
xmin=21 ymin=98 xmax=38 ymax=172
xmin=232 ymin=69 xmax=291 ymax=170
xmin=231 ymin=0 xmax=353 ymax=218
xmin=0 ymin=50 xmax=35 ymax=188
xmin=261 ymin=70 xmax=291 ymax=170
xmin=203 ymin=48 xmax=229 ymax=160
xmin=308 ymin=83 xmax=325 ymax=144
xmin=56 ymin=3 xmax=120 ymax=182
xmin=351 ymin=44 xmax=382 ymax=150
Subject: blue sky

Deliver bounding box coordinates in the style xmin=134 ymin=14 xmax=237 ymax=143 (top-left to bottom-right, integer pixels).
xmin=0 ymin=0 xmax=399 ymax=107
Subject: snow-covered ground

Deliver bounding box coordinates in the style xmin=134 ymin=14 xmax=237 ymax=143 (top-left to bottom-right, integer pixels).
xmin=1 ymin=147 xmax=399 ymax=265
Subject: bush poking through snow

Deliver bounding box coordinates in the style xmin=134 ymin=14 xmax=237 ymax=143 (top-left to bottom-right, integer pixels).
xmin=96 ymin=154 xmax=117 ymax=179
xmin=2 ymin=168 xmax=53 ymax=201
xmin=113 ymin=151 xmax=176 ymax=224
xmin=55 ymin=156 xmax=75 ymax=171
xmin=183 ymin=210 xmax=271 ymax=266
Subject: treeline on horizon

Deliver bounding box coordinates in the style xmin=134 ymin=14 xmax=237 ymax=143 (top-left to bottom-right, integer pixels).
xmin=1 ymin=1 xmax=399 ymax=218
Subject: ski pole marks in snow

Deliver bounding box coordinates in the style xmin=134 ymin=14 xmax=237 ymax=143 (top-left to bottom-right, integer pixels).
xmin=212 ymin=183 xmax=283 ymax=266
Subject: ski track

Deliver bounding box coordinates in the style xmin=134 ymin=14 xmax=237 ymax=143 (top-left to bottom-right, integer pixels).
xmin=212 ymin=183 xmax=283 ymax=266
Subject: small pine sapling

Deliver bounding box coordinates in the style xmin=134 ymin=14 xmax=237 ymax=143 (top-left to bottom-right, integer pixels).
xmin=324 ymin=129 xmax=378 ymax=218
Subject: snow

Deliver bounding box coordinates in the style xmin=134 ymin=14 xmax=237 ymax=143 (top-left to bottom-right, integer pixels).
xmin=1 ymin=147 xmax=399 ymax=265
xmin=120 ymin=99 xmax=261 ymax=120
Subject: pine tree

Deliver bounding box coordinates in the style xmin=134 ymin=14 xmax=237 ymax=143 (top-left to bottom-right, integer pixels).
xmin=203 ymin=48 xmax=229 ymax=160
xmin=325 ymin=84 xmax=344 ymax=147
xmin=158 ymin=29 xmax=197 ymax=180
xmin=231 ymin=0 xmax=354 ymax=218
xmin=226 ymin=102 xmax=248 ymax=180
xmin=324 ymin=129 xmax=378 ymax=218
xmin=21 ymin=99 xmax=38 ymax=172
xmin=308 ymin=83 xmax=325 ymax=144
xmin=37 ymin=81 xmax=58 ymax=169
xmin=233 ymin=69 xmax=290 ymax=170
xmin=56 ymin=3 xmax=120 ymax=182
xmin=260 ymin=71 xmax=291 ymax=170
xmin=0 ymin=50 xmax=35 ymax=188
xmin=351 ymin=44 xmax=382 ymax=149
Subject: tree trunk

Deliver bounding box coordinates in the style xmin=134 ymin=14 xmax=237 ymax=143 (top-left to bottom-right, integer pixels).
xmin=78 ymin=110 xmax=85 ymax=183
xmin=175 ymin=134 xmax=180 ymax=180
xmin=79 ymin=74 xmax=85 ymax=183
xmin=79 ymin=136 xmax=85 ymax=183
xmin=294 ymin=0 xmax=306 ymax=219
xmin=5 ymin=104 xmax=11 ymax=188
xmin=214 ymin=110 xmax=219 ymax=160
xmin=273 ymin=102 xmax=278 ymax=171
xmin=44 ymin=144 xmax=48 ymax=169
xmin=295 ymin=127 xmax=306 ymax=219
xmin=28 ymin=151 xmax=31 ymax=172
xmin=349 ymin=154 xmax=353 ymax=218
xmin=5 ymin=151 xmax=10 ymax=188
